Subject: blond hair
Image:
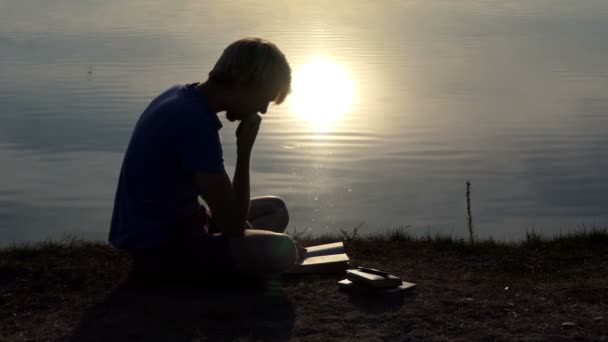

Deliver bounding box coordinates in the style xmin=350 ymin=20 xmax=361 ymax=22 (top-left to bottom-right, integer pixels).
xmin=209 ymin=37 xmax=291 ymax=104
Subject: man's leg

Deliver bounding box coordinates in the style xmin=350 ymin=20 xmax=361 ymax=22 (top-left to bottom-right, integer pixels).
xmin=235 ymin=196 xmax=296 ymax=274
xmin=228 ymin=229 xmax=298 ymax=274
xmin=248 ymin=196 xmax=290 ymax=233
xmin=201 ymin=196 xmax=296 ymax=274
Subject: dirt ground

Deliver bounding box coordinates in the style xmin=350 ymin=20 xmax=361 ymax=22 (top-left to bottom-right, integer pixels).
xmin=0 ymin=238 xmax=606 ymax=341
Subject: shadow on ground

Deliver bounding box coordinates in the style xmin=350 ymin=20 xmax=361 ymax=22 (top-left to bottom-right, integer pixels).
xmin=69 ymin=274 xmax=295 ymax=341
xmin=346 ymin=290 xmax=409 ymax=313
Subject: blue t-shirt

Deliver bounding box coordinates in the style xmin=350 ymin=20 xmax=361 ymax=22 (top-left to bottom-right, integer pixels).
xmin=109 ymin=83 xmax=224 ymax=249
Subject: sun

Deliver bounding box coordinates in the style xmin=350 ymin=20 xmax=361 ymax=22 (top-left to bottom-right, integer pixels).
xmin=289 ymin=57 xmax=355 ymax=131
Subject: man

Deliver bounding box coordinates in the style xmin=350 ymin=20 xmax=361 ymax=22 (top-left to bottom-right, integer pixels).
xmin=109 ymin=38 xmax=298 ymax=278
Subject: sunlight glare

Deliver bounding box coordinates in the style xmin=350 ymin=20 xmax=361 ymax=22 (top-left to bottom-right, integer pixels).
xmin=290 ymin=57 xmax=355 ymax=131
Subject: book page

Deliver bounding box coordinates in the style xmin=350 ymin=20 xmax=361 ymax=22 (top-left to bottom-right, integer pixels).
xmin=302 ymin=253 xmax=349 ymax=265
xmin=289 ymin=253 xmax=350 ymax=274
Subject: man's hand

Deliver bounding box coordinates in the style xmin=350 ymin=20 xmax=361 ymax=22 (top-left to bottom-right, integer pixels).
xmin=236 ymin=114 xmax=261 ymax=156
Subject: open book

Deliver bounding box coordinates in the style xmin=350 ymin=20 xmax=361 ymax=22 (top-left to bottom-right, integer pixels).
xmin=288 ymin=242 xmax=350 ymax=274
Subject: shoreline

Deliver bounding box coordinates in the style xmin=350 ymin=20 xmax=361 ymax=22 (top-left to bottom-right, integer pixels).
xmin=1 ymin=228 xmax=606 ymax=341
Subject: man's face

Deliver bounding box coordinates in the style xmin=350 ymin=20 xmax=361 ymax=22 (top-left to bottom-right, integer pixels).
xmin=226 ymin=87 xmax=274 ymax=122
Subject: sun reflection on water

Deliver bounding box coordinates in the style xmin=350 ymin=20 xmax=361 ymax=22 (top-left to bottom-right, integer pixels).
xmin=289 ymin=57 xmax=355 ymax=132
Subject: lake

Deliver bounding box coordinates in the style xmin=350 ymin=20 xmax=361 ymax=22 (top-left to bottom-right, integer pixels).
xmin=1 ymin=0 xmax=608 ymax=245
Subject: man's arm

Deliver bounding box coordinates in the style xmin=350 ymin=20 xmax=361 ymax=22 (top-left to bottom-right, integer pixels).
xmin=231 ymin=146 xmax=251 ymax=233
xmin=195 ymin=171 xmax=244 ymax=237
xmin=231 ymin=113 xmax=261 ymax=231
xmin=195 ymin=114 xmax=261 ymax=236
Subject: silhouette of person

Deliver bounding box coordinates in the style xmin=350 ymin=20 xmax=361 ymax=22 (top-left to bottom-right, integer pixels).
xmin=109 ymin=38 xmax=299 ymax=281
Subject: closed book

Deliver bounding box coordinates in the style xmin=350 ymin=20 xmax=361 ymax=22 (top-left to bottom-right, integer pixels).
xmin=338 ymin=279 xmax=417 ymax=294
xmin=288 ymin=253 xmax=350 ymax=274
xmin=346 ymin=269 xmax=402 ymax=289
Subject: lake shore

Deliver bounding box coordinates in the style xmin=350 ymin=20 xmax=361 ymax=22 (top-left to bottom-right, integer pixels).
xmin=1 ymin=229 xmax=607 ymax=341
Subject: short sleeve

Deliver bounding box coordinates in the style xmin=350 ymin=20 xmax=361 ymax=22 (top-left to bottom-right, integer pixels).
xmin=174 ymin=114 xmax=225 ymax=173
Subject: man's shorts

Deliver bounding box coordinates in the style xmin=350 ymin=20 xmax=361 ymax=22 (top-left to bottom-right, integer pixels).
xmin=128 ymin=206 xmax=235 ymax=280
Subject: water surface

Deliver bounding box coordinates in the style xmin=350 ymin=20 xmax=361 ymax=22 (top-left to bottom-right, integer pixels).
xmin=1 ymin=0 xmax=608 ymax=245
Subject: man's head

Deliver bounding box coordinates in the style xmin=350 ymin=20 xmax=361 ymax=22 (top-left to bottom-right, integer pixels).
xmin=208 ymin=37 xmax=291 ymax=122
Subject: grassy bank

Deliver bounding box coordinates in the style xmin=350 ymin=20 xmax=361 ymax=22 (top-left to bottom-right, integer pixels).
xmin=1 ymin=228 xmax=607 ymax=341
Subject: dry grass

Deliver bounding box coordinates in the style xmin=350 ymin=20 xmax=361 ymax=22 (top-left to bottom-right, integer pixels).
xmin=1 ymin=228 xmax=607 ymax=341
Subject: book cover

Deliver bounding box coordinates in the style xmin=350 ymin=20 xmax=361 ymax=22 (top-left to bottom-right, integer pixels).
xmin=346 ymin=269 xmax=402 ymax=289
xmin=304 ymin=242 xmax=345 ymax=258
xmin=337 ymin=279 xmax=417 ymax=294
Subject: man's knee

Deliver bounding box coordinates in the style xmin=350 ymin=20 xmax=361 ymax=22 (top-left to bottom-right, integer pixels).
xmin=258 ymin=196 xmax=289 ymax=232
xmin=265 ymin=233 xmax=297 ymax=273
xmin=271 ymin=197 xmax=289 ymax=230
xmin=265 ymin=196 xmax=287 ymax=212
xmin=231 ymin=231 xmax=297 ymax=274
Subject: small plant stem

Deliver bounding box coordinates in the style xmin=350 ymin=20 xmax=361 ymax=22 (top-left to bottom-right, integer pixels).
xmin=466 ymin=180 xmax=475 ymax=244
